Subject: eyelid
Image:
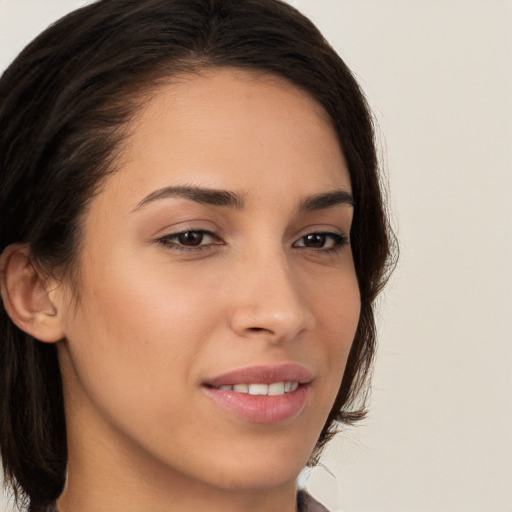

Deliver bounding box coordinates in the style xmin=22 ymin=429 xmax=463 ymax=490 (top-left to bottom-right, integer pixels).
xmin=155 ymin=227 xmax=224 ymax=253
xmin=292 ymin=229 xmax=349 ymax=252
xmin=292 ymin=223 xmax=348 ymax=240
xmin=153 ymin=222 xmax=349 ymax=255
xmin=293 ymin=232 xmax=344 ymax=244
xmin=149 ymin=217 xmax=219 ymax=238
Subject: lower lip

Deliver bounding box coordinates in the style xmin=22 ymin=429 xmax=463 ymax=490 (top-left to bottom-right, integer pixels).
xmin=203 ymin=385 xmax=309 ymax=424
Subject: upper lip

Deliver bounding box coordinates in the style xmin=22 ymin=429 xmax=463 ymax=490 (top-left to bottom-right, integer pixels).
xmin=204 ymin=363 xmax=314 ymax=387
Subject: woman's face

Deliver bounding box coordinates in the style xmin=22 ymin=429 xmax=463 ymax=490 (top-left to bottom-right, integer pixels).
xmin=55 ymin=69 xmax=360 ymax=498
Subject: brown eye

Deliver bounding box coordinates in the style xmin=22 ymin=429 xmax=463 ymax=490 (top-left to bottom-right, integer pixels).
xmin=177 ymin=231 xmax=205 ymax=246
xmin=303 ymin=233 xmax=327 ymax=248
xmin=157 ymin=230 xmax=219 ymax=251
xmin=293 ymin=232 xmax=347 ymax=250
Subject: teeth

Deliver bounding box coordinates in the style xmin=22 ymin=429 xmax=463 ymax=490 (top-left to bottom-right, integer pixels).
xmin=268 ymin=382 xmax=285 ymax=395
xmin=215 ymin=382 xmax=299 ymax=395
xmin=248 ymin=383 xmax=268 ymax=395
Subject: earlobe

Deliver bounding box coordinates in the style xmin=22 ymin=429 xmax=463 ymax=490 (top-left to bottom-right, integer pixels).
xmin=0 ymin=244 xmax=65 ymax=343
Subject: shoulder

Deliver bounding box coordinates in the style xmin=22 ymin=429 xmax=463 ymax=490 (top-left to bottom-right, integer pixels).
xmin=297 ymin=489 xmax=331 ymax=512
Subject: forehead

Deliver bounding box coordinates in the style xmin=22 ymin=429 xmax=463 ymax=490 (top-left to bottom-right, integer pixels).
xmin=103 ymin=68 xmax=349 ymax=208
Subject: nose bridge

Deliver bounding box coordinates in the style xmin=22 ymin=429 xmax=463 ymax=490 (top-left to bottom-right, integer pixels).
xmin=229 ymin=244 xmax=315 ymax=341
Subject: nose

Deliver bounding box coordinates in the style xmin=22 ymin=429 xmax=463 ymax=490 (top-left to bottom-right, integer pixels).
xmin=228 ymin=251 xmax=316 ymax=343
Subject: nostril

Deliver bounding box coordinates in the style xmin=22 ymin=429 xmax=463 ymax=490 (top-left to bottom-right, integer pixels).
xmin=230 ymin=302 xmax=314 ymax=342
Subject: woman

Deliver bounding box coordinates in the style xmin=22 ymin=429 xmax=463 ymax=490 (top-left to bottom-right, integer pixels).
xmin=0 ymin=1 xmax=394 ymax=511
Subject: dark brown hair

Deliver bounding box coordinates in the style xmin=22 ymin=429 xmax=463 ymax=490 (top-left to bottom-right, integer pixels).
xmin=0 ymin=0 xmax=395 ymax=509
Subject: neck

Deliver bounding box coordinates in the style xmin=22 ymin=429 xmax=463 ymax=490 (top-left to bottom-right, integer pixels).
xmin=59 ymin=407 xmax=299 ymax=512
xmin=58 ymin=461 xmax=299 ymax=512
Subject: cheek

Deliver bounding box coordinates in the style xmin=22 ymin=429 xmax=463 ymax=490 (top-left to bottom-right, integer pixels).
xmin=308 ymin=259 xmax=360 ymax=334
xmin=308 ymin=266 xmax=361 ymax=385
xmin=61 ymin=253 xmax=224 ymax=413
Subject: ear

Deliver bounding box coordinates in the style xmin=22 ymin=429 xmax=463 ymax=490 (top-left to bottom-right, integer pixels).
xmin=0 ymin=244 xmax=65 ymax=343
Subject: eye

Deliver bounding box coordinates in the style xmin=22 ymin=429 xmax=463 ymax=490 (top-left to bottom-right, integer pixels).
xmin=156 ymin=230 xmax=221 ymax=251
xmin=293 ymin=232 xmax=348 ymax=251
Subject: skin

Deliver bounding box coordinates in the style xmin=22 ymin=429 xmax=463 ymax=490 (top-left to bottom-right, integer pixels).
xmin=17 ymin=69 xmax=361 ymax=511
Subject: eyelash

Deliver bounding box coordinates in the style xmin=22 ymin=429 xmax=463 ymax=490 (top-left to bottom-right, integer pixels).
xmin=156 ymin=229 xmax=221 ymax=253
xmin=293 ymin=232 xmax=349 ymax=254
xmin=156 ymin=229 xmax=349 ymax=254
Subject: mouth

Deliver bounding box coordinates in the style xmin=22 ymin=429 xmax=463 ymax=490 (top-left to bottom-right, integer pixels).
xmin=202 ymin=364 xmax=312 ymax=424
xmin=213 ymin=381 xmax=300 ymax=395
xmin=204 ymin=362 xmax=313 ymax=388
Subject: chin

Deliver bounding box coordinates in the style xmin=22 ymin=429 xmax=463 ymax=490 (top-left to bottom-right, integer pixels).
xmin=192 ymin=439 xmax=314 ymax=493
xmin=209 ymin=464 xmax=303 ymax=493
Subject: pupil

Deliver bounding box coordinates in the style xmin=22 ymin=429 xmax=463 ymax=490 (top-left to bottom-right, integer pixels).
xmin=178 ymin=231 xmax=203 ymax=246
xmin=305 ymin=233 xmax=326 ymax=248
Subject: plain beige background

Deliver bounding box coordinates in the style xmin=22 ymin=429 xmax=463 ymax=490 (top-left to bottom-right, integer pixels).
xmin=1 ymin=1 xmax=511 ymax=511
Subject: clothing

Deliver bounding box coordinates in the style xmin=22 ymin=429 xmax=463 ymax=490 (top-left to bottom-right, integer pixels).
xmin=45 ymin=490 xmax=329 ymax=511
xmin=297 ymin=489 xmax=331 ymax=512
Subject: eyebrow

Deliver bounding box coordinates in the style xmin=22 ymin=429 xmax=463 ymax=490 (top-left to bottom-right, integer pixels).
xmin=298 ymin=190 xmax=354 ymax=211
xmin=133 ymin=185 xmax=354 ymax=212
xmin=133 ymin=185 xmax=245 ymax=211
